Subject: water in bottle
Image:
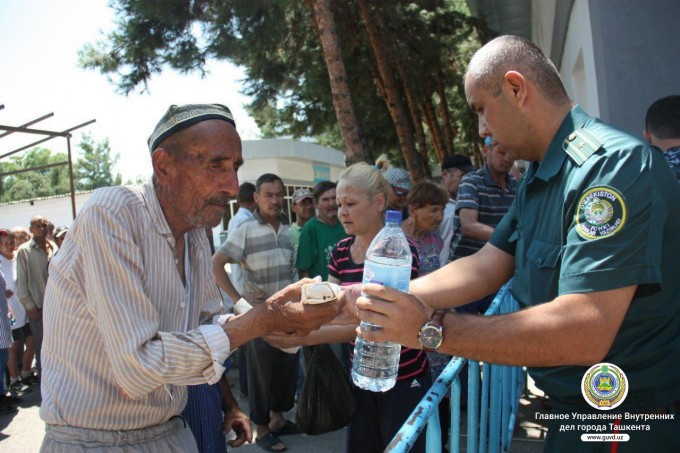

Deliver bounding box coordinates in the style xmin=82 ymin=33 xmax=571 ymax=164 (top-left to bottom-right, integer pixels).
xmin=352 ymin=210 xmax=412 ymax=392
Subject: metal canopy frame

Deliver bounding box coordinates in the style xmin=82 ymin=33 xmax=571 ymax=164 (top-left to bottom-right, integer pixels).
xmin=0 ymin=104 xmax=96 ymax=220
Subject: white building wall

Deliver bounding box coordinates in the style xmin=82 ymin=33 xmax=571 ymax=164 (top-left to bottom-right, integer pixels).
xmin=532 ymin=0 xmax=557 ymax=55
xmin=0 ymin=139 xmax=346 ymax=238
xmin=532 ymin=0 xmax=600 ymax=117
xmin=0 ymin=192 xmax=94 ymax=231
xmin=560 ymin=0 xmax=600 ymax=117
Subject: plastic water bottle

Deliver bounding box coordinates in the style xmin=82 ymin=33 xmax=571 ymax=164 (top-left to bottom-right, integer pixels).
xmin=351 ymin=210 xmax=412 ymax=392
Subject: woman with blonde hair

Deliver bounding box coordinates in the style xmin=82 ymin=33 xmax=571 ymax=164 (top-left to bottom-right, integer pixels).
xmin=266 ymin=162 xmax=430 ymax=452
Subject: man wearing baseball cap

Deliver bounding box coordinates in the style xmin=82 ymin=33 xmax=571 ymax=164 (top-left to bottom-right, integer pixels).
xmin=289 ymin=188 xmax=315 ymax=278
xmin=383 ymin=167 xmax=413 ymax=218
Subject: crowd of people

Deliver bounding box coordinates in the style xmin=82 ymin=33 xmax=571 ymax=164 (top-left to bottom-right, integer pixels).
xmin=0 ymin=219 xmax=69 ymax=414
xmin=1 ymin=34 xmax=679 ymax=453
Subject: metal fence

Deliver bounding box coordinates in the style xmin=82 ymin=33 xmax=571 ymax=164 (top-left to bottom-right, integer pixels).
xmin=386 ymin=282 xmax=523 ymax=453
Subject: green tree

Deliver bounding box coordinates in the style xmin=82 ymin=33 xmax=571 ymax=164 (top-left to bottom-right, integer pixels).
xmin=79 ymin=0 xmax=493 ymax=175
xmin=76 ymin=133 xmax=122 ymax=190
xmin=0 ymin=147 xmax=71 ymax=202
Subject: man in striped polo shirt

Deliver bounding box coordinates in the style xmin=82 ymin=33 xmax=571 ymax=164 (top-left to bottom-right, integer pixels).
xmin=218 ymin=173 xmax=300 ymax=453
xmin=450 ymin=139 xmax=518 ymax=266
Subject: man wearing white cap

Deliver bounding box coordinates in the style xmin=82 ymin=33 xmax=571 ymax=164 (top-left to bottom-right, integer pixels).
xmin=39 ymin=104 xmax=342 ymax=452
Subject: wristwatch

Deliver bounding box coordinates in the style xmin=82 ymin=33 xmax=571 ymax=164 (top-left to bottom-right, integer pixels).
xmin=418 ymin=310 xmax=446 ymax=352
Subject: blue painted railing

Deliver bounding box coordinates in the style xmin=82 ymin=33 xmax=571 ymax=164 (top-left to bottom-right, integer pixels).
xmin=386 ymin=282 xmax=523 ymax=453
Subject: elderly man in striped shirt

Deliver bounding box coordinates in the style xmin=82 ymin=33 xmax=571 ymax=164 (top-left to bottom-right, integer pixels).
xmin=39 ymin=104 xmax=343 ymax=452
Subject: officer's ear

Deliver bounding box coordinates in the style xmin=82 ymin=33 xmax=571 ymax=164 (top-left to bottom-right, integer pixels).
xmin=503 ymin=71 xmax=528 ymax=108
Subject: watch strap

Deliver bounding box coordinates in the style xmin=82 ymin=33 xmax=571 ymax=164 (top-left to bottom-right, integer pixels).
xmin=428 ymin=310 xmax=446 ymax=328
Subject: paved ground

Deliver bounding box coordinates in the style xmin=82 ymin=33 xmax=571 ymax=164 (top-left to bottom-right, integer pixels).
xmin=0 ymin=367 xmax=549 ymax=452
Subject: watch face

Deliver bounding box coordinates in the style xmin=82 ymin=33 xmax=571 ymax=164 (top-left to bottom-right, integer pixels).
xmin=419 ymin=325 xmax=443 ymax=350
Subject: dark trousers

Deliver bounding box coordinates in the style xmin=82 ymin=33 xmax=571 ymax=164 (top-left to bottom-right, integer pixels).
xmin=238 ymin=347 xmax=248 ymax=396
xmin=347 ymin=372 xmax=431 ymax=453
xmin=29 ymin=311 xmax=43 ymax=375
xmin=245 ymin=337 xmax=298 ymax=426
xmin=182 ymin=383 xmax=226 ymax=453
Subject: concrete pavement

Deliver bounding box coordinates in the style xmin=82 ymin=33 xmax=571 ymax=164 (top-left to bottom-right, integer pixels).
xmin=0 ymin=367 xmax=549 ymax=452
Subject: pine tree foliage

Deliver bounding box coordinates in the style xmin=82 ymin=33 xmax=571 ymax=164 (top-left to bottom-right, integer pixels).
xmin=79 ymin=0 xmax=495 ymax=175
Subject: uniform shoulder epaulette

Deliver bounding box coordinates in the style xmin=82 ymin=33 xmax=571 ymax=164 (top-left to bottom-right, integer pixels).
xmin=562 ymin=128 xmax=603 ymax=166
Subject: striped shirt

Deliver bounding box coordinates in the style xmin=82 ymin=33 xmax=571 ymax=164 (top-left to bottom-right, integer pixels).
xmin=40 ymin=181 xmax=231 ymax=431
xmin=451 ymin=165 xmax=518 ymax=260
xmin=220 ymin=209 xmax=293 ymax=299
xmin=328 ymin=236 xmax=429 ymax=381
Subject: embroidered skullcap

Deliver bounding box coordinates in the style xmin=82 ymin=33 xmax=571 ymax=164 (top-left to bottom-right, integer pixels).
xmin=147 ymin=103 xmax=236 ymax=153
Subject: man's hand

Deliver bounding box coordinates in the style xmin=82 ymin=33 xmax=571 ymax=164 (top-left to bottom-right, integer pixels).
xmin=220 ymin=375 xmax=253 ymax=447
xmin=355 ymin=283 xmax=430 ymax=349
xmin=262 ymin=278 xmax=345 ymax=336
xmin=224 ymin=407 xmax=253 ymax=448
xmin=27 ymin=308 xmax=40 ymax=320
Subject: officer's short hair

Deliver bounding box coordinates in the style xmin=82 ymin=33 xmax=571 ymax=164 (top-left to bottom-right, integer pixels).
xmin=237 ymin=182 xmax=256 ymax=204
xmin=645 ymin=95 xmax=680 ymax=139
xmin=465 ymin=35 xmax=569 ymax=106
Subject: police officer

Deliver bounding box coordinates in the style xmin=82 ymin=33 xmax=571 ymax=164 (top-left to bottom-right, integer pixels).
xmin=351 ymin=35 xmax=680 ymax=451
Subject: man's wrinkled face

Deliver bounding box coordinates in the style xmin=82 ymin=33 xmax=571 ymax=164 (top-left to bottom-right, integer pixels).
xmin=316 ymin=188 xmax=338 ymax=222
xmin=163 ymin=121 xmax=242 ymax=229
xmin=255 ymin=180 xmax=285 ymax=218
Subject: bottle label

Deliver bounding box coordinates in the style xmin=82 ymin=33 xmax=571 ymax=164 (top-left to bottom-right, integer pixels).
xmin=362 ymin=261 xmax=410 ymax=292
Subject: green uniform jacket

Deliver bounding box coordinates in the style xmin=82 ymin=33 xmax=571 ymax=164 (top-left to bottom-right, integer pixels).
xmin=491 ymin=105 xmax=680 ymax=411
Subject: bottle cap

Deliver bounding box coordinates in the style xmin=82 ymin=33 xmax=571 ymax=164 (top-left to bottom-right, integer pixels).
xmin=385 ymin=210 xmax=403 ymax=224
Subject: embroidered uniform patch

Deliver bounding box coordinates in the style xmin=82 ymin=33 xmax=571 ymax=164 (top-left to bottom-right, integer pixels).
xmin=575 ymin=186 xmax=627 ymax=239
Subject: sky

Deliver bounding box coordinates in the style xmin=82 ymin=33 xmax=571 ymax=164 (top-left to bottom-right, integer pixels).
xmin=0 ymin=0 xmax=259 ymax=182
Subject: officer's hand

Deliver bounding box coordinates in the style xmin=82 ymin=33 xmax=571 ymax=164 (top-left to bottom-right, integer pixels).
xmin=356 ymin=283 xmax=430 ymax=349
